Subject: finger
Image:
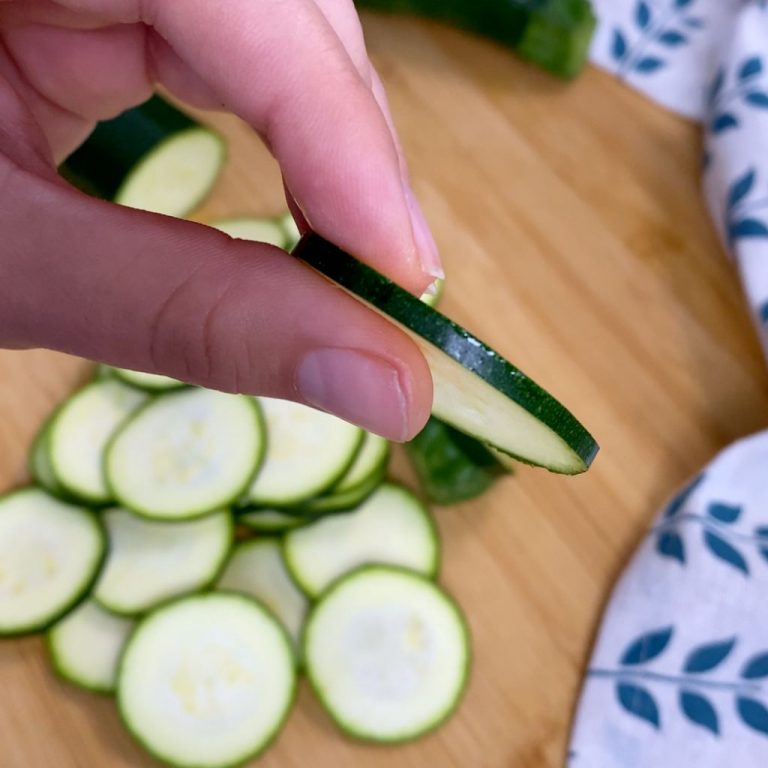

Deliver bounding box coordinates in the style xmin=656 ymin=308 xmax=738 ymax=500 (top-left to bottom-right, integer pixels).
xmin=311 ymin=0 xmax=371 ymax=84
xmin=0 ymin=162 xmax=432 ymax=441
xmin=147 ymin=0 xmax=442 ymax=291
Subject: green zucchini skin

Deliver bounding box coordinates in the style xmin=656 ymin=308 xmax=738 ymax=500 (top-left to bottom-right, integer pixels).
xmin=405 ymin=417 xmax=511 ymax=505
xmin=289 ymin=464 xmax=387 ymax=517
xmin=292 ymin=232 xmax=598 ymax=472
xmin=60 ymin=95 xmax=220 ymax=203
xmin=354 ymin=0 xmax=596 ymax=79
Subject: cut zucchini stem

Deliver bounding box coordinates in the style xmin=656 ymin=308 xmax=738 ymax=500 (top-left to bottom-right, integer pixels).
xmin=293 ymin=232 xmax=598 ymax=474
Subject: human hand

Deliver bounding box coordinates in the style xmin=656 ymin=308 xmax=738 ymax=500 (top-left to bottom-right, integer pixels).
xmin=0 ymin=0 xmax=441 ymax=441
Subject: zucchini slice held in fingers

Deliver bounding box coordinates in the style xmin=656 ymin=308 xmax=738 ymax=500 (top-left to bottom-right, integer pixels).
xmin=106 ymin=389 xmax=264 ymax=520
xmin=293 ymin=233 xmax=598 ymax=474
xmin=118 ymin=593 xmax=296 ymax=768
xmin=0 ymin=489 xmax=105 ymax=636
xmin=60 ymin=95 xmax=225 ymax=218
xmin=303 ymin=565 xmax=470 ymax=742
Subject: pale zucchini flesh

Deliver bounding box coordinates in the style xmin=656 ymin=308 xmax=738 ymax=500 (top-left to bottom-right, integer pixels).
xmin=0 ymin=489 xmax=105 ymax=636
xmin=217 ymin=539 xmax=308 ymax=654
xmin=283 ymin=483 xmax=438 ymax=597
xmin=212 ymin=217 xmax=287 ymax=248
xmin=94 ymin=508 xmax=233 ymax=616
xmin=48 ymin=599 xmax=134 ymax=693
xmin=238 ymin=509 xmax=306 ymax=532
xmin=303 ymin=565 xmax=470 ymax=742
xmin=106 ymin=390 xmax=264 ymax=520
xmin=118 ymin=593 xmax=296 ymax=768
xmin=49 ymin=380 xmax=147 ymax=504
xmin=111 ymin=367 xmax=185 ymax=392
xmin=246 ymin=398 xmax=363 ymax=507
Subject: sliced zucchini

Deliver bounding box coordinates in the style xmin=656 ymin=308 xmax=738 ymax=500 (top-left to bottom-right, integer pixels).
xmin=111 ymin=367 xmax=185 ymax=392
xmin=118 ymin=593 xmax=296 ymax=768
xmin=279 ymin=212 xmax=301 ymax=250
xmin=0 ymin=489 xmax=105 ymax=636
xmin=303 ymin=565 xmax=470 ymax=742
xmin=419 ymin=277 xmax=444 ymax=308
xmin=283 ymin=483 xmax=438 ymax=597
xmin=245 ymin=398 xmax=363 ymax=507
xmin=238 ymin=509 xmax=306 ymax=533
xmin=48 ymin=380 xmax=147 ymax=504
xmin=29 ymin=415 xmax=66 ymax=497
xmin=61 ymin=95 xmax=225 ymax=218
xmin=106 ymin=389 xmax=264 ymax=520
xmin=212 ymin=217 xmax=287 ymax=248
xmin=296 ymin=432 xmax=389 ymax=516
xmin=48 ymin=599 xmax=134 ymax=693
xmin=293 ymin=233 xmax=598 ymax=474
xmin=405 ymin=416 xmax=510 ymax=505
xmin=94 ymin=508 xmax=232 ymax=616
xmin=217 ymin=540 xmax=308 ymax=653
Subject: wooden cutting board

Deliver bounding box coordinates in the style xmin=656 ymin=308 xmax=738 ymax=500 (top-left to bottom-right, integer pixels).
xmin=2 ymin=13 xmax=767 ymax=768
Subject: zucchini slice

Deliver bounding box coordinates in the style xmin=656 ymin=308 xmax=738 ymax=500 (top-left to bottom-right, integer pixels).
xmin=217 ymin=539 xmax=308 ymax=654
xmin=303 ymin=565 xmax=470 ymax=742
xmin=61 ymin=95 xmax=225 ymax=218
xmin=293 ymin=233 xmax=598 ymax=474
xmin=29 ymin=414 xmax=67 ymax=498
xmin=48 ymin=599 xmax=133 ymax=693
xmin=238 ymin=509 xmax=306 ymax=533
xmin=106 ymin=390 xmax=264 ymax=520
xmin=118 ymin=593 xmax=296 ymax=768
xmin=283 ymin=483 xmax=439 ymax=597
xmin=94 ymin=508 xmax=233 ymax=616
xmin=245 ymin=398 xmax=363 ymax=507
xmin=419 ymin=277 xmax=444 ymax=308
xmin=279 ymin=212 xmax=301 ymax=250
xmin=111 ymin=368 xmax=185 ymax=392
xmin=49 ymin=380 xmax=147 ymax=504
xmin=0 ymin=489 xmax=105 ymax=636
xmin=212 ymin=217 xmax=287 ymax=248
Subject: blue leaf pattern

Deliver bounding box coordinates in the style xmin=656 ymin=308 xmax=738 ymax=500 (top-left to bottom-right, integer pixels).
xmin=709 ymin=67 xmax=725 ymax=105
xmin=683 ymin=638 xmax=736 ymax=673
xmin=617 ymin=683 xmax=660 ymax=729
xmin=759 ymin=303 xmax=768 ymax=325
xmin=703 ymin=531 xmax=749 ymax=574
xmin=658 ymin=30 xmax=687 ymax=46
xmin=707 ymin=502 xmax=742 ymax=524
xmin=656 ymin=531 xmax=685 ymax=563
xmin=728 ymin=168 xmax=756 ymax=208
xmin=730 ymin=219 xmax=768 ymax=241
xmin=663 ymin=473 xmax=704 ymax=519
xmin=737 ymin=697 xmax=768 ymax=735
xmin=746 ymin=91 xmax=768 ymax=108
xmin=739 ymin=57 xmax=764 ymax=81
xmin=674 ymin=0 xmax=694 ymax=7
xmin=635 ymin=1 xmax=651 ymax=29
xmin=680 ymin=691 xmax=719 ymax=735
xmin=711 ymin=113 xmax=740 ymax=133
xmin=741 ymin=653 xmax=768 ymax=680
xmin=636 ymin=57 xmax=666 ymax=73
xmin=621 ymin=627 xmax=674 ymax=665
xmin=683 ymin=16 xmax=704 ymax=28
xmin=612 ymin=29 xmax=628 ymax=61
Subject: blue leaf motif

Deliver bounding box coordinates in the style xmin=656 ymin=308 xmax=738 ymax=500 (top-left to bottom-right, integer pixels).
xmin=621 ymin=627 xmax=674 ymax=666
xmin=683 ymin=17 xmax=704 ymax=28
xmin=711 ymin=113 xmax=739 ymax=134
xmin=658 ymin=31 xmax=687 ymax=46
xmin=703 ymin=531 xmax=749 ymax=574
xmin=707 ymin=502 xmax=742 ymax=524
xmin=617 ymin=683 xmax=660 ymax=729
xmin=759 ymin=304 xmax=768 ymax=325
xmin=635 ymin=57 xmax=665 ymax=74
xmin=663 ymin=474 xmax=704 ymax=519
xmin=683 ymin=638 xmax=736 ymax=673
xmin=741 ymin=652 xmax=768 ymax=679
xmin=612 ymin=29 xmax=628 ymax=62
xmin=635 ymin=1 xmax=651 ymax=29
xmin=746 ymin=92 xmax=768 ymax=108
xmin=739 ymin=57 xmax=763 ymax=81
xmin=680 ymin=691 xmax=719 ymax=735
xmin=656 ymin=531 xmax=685 ymax=563
xmin=737 ymin=697 xmax=768 ymax=735
xmin=756 ymin=526 xmax=768 ymax=562
xmin=730 ymin=219 xmax=768 ymax=241
xmin=708 ymin=67 xmax=725 ymax=105
xmin=728 ymin=168 xmax=756 ymax=208
xmin=675 ymin=0 xmax=694 ymax=7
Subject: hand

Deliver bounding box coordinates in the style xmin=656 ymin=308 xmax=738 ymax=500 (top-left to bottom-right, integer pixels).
xmin=0 ymin=0 xmax=441 ymax=441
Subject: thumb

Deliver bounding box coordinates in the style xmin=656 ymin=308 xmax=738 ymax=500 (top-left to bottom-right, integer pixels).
xmin=0 ymin=167 xmax=433 ymax=442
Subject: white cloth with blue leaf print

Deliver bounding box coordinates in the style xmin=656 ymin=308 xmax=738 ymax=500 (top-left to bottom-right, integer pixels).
xmin=569 ymin=2 xmax=768 ymax=766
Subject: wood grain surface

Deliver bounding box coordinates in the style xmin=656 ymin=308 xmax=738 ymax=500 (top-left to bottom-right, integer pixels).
xmin=2 ymin=13 xmax=768 ymax=768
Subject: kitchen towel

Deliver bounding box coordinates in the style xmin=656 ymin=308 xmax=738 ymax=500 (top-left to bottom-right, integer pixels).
xmin=568 ymin=2 xmax=768 ymax=766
